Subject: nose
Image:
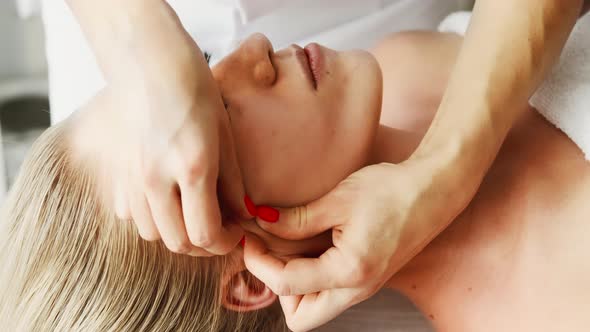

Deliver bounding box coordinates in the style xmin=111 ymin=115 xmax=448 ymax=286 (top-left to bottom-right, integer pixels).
xmin=232 ymin=33 xmax=276 ymax=87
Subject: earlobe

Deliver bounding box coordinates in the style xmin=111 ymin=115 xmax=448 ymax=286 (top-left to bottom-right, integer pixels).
xmin=222 ymin=270 xmax=277 ymax=312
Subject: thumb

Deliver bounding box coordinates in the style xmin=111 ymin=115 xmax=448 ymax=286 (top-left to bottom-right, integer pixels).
xmin=256 ymin=192 xmax=342 ymax=240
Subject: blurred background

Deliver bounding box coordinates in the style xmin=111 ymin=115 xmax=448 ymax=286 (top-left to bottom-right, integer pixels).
xmin=0 ymin=0 xmax=49 ymax=202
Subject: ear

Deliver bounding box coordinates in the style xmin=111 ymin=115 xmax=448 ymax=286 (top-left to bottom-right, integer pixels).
xmin=222 ymin=270 xmax=277 ymax=312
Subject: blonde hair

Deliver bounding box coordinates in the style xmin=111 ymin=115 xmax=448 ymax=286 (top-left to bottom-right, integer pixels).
xmin=0 ymin=122 xmax=285 ymax=331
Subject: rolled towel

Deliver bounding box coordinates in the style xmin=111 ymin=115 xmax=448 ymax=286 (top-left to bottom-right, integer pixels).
xmin=439 ymin=12 xmax=590 ymax=161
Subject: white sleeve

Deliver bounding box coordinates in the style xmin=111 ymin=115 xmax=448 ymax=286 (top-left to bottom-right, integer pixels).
xmin=14 ymin=0 xmax=41 ymax=18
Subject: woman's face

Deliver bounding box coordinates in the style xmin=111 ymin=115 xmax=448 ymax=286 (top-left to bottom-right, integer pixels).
xmin=212 ymin=34 xmax=382 ymax=206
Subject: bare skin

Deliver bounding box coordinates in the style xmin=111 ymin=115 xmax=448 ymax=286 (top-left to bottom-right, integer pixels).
xmin=243 ymin=2 xmax=582 ymax=329
xmin=66 ymin=0 xmax=249 ymax=256
xmin=70 ymin=30 xmax=589 ymax=331
xmin=65 ymin=0 xmax=581 ymax=328
xmin=374 ymin=32 xmax=590 ymax=332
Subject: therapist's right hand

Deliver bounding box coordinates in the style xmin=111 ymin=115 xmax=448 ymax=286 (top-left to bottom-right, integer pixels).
xmin=108 ymin=49 xmax=250 ymax=257
xmin=67 ymin=0 xmax=250 ymax=256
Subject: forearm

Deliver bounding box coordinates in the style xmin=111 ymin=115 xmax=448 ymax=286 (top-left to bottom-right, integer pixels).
xmin=66 ymin=0 xmax=210 ymax=100
xmin=412 ymin=0 xmax=582 ymax=207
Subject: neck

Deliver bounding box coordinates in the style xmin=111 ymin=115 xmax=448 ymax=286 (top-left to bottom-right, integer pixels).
xmin=373 ymin=120 xmax=521 ymax=330
xmin=366 ymin=102 xmax=514 ymax=328
xmin=367 ymin=125 xmax=473 ymax=327
xmin=369 ymin=125 xmax=423 ymax=164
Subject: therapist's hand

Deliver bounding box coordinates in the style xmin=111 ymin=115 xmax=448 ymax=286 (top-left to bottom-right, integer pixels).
xmin=110 ymin=76 xmax=250 ymax=257
xmin=105 ymin=36 xmax=253 ymax=255
xmin=244 ymin=159 xmax=468 ymax=331
xmin=67 ymin=0 xmax=251 ymax=256
xmin=242 ymin=0 xmax=583 ymax=330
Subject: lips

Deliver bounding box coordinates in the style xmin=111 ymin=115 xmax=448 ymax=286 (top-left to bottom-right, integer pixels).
xmin=291 ymin=44 xmax=317 ymax=89
xmin=304 ymin=43 xmax=323 ymax=88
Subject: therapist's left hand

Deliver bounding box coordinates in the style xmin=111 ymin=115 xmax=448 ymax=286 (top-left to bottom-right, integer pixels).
xmin=244 ymin=159 xmax=466 ymax=331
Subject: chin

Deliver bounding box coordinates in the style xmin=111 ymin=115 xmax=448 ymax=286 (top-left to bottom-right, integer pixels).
xmin=339 ymin=49 xmax=383 ymax=114
xmin=335 ymin=50 xmax=382 ymax=183
xmin=274 ymin=51 xmax=382 ymax=205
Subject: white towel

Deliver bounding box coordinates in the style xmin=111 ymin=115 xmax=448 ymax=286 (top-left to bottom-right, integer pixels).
xmin=439 ymin=12 xmax=590 ymax=161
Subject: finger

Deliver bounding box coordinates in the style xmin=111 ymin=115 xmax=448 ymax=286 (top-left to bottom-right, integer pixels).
xmin=240 ymin=220 xmax=332 ymax=257
xmin=255 ymin=199 xmax=338 ymax=240
xmin=243 ymin=234 xmax=352 ymax=296
xmin=180 ymin=175 xmax=244 ymax=255
xmin=217 ymin=110 xmax=251 ymax=219
xmin=146 ymin=180 xmax=212 ymax=257
xmin=129 ymin=192 xmax=160 ymax=241
xmin=113 ymin=182 xmax=131 ymax=220
xmin=279 ymin=288 xmax=362 ymax=332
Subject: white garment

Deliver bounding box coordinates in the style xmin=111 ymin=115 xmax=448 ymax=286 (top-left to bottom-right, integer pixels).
xmin=439 ymin=12 xmax=590 ymax=161
xmin=41 ymin=0 xmax=467 ymax=123
xmin=14 ymin=0 xmax=41 ymax=18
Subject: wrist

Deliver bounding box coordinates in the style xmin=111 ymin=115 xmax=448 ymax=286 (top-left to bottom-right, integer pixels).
xmin=405 ymin=134 xmax=485 ymax=220
xmin=68 ymin=0 xmax=204 ymax=86
xmin=409 ymin=102 xmax=504 ymax=197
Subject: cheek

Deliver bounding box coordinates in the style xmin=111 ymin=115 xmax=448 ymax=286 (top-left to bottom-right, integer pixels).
xmin=247 ymin=115 xmax=363 ymax=206
xmin=230 ymin=102 xmax=294 ymax=203
xmin=236 ymin=124 xmax=327 ymax=205
xmin=281 ymin=54 xmax=382 ymax=202
xmin=232 ymin=106 xmax=339 ymax=206
xmin=230 ymin=72 xmax=379 ymax=207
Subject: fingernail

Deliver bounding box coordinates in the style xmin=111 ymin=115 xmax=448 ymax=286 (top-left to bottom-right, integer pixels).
xmin=257 ymin=206 xmax=280 ymax=223
xmin=244 ymin=195 xmax=257 ymax=217
xmin=239 ymin=235 xmax=246 ymax=247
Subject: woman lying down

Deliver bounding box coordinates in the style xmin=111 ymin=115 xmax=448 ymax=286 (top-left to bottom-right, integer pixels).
xmin=1 ymin=21 xmax=589 ymax=331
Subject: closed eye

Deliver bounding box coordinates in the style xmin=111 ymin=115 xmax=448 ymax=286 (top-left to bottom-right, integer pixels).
xmin=204 ymin=51 xmax=212 ymax=64
xmin=222 ymin=98 xmax=231 ymax=121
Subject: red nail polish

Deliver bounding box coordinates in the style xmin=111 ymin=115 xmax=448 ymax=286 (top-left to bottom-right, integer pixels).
xmin=244 ymin=195 xmax=257 ymax=217
xmin=239 ymin=236 xmax=246 ymax=247
xmin=257 ymin=206 xmax=280 ymax=223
